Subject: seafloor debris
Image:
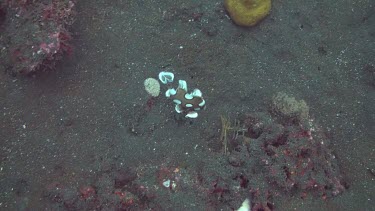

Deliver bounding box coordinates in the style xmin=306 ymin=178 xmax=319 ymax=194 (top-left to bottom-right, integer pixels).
xmin=270 ymin=92 xmax=309 ymax=123
xmin=225 ymin=111 xmax=346 ymax=210
xmin=0 ymin=0 xmax=76 ymax=75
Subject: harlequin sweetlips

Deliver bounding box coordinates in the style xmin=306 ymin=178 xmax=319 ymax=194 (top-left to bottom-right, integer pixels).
xmin=158 ymin=72 xmax=206 ymax=118
xmin=158 ymin=71 xmax=174 ymax=84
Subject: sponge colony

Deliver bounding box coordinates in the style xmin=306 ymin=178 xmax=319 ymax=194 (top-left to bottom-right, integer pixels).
xmin=224 ymin=0 xmax=271 ymax=27
xmin=144 ymin=78 xmax=160 ymax=97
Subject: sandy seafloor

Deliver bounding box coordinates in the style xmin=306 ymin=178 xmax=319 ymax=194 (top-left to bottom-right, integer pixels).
xmin=0 ymin=0 xmax=374 ymax=210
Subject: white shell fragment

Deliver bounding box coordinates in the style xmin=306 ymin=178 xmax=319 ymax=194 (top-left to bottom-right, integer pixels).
xmin=158 ymin=71 xmax=174 ymax=84
xmin=237 ymin=198 xmax=250 ymax=211
xmin=178 ymin=80 xmax=188 ymax=92
xmin=162 ymin=179 xmax=171 ymax=188
xmin=185 ymin=111 xmax=198 ymax=118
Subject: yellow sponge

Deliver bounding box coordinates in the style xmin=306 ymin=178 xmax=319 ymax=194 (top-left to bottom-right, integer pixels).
xmin=224 ymin=0 xmax=271 ymax=27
